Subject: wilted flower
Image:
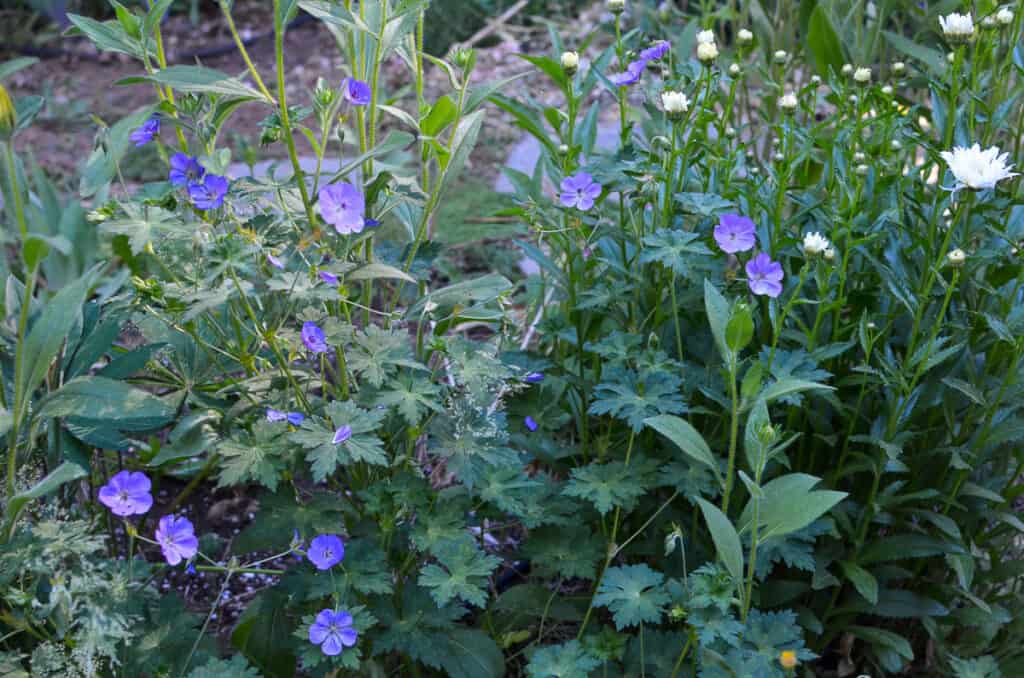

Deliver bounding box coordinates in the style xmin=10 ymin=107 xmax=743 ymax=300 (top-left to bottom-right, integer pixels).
xmin=302 ymin=321 xmax=328 ymax=353
xmin=940 ymin=144 xmax=1018 ymax=190
xmin=267 ymin=253 xmax=285 ymax=269
xmin=779 ymin=93 xmax=798 ymax=111
xmin=609 ymin=59 xmax=646 ymax=86
xmin=802 ymin=232 xmax=830 ymax=256
xmin=696 ymin=29 xmax=715 ymax=44
xmin=697 ymin=41 xmax=719 ymax=62
xmin=524 ymin=416 xmax=539 ymax=432
xmin=561 ymin=51 xmax=580 ymax=74
xmin=309 ymin=609 xmax=358 ymax=656
xmin=332 ymin=425 xmax=353 ymax=445
xmin=947 ymin=248 xmax=967 ymax=267
xmin=319 ymin=182 xmax=366 ymax=234
xmin=939 ymin=12 xmax=975 ymax=41
xmin=853 ymin=67 xmax=871 ymax=83
xmin=779 ymin=650 xmax=798 ymax=669
xmin=560 ymin=172 xmax=602 ymax=211
xmin=188 ymin=174 xmax=229 ymax=210
xmin=341 ymin=77 xmax=371 ymax=106
xmin=99 ymin=471 xmax=153 ymax=516
xmin=714 ymin=214 xmax=757 ymax=253
xmin=746 ymin=253 xmax=784 ymax=297
xmin=661 ymin=91 xmax=689 ymax=119
xmin=168 ymin=153 xmax=205 ymax=187
xmin=308 ymin=534 xmax=345 ymax=570
xmin=155 ymin=515 xmax=199 ymax=565
xmin=130 ymin=116 xmax=160 ymax=147
xmin=997 ymin=8 xmax=1013 ymax=25
xmin=640 ymin=41 xmax=670 ymax=61
xmin=737 ymin=28 xmax=754 ymax=44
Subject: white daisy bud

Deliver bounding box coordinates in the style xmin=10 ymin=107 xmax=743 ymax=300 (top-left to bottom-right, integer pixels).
xmin=661 ymin=90 xmax=690 ymax=119
xmin=892 ymin=61 xmax=906 ymax=74
xmin=848 ymin=94 xmax=858 ymax=104
xmin=855 ymin=163 xmax=870 ymax=175
xmin=947 ymin=51 xmax=956 ymax=63
xmin=779 ymin=93 xmax=798 ymax=111
xmin=697 ymin=42 xmax=719 ymax=62
xmin=774 ymin=50 xmax=788 ymax=63
xmin=561 ymin=51 xmax=579 ymax=74
xmin=841 ymin=63 xmax=854 ymax=75
xmin=725 ymin=126 xmax=736 ymax=138
xmin=773 ymin=151 xmax=785 ymax=162
xmin=997 ymin=8 xmax=1013 ymax=25
xmin=982 ymin=15 xmax=998 ymax=28
xmin=803 ymin=231 xmax=830 ymax=256
xmin=947 ymin=248 xmax=966 ymax=266
xmin=854 ymin=67 xmax=871 ymax=83
xmin=697 ymin=29 xmax=716 ymax=44
xmin=881 ymin=84 xmax=893 ymax=95
xmin=853 ymin=152 xmax=866 ymax=162
xmin=738 ymin=29 xmax=754 ymax=44
xmin=824 ymin=247 xmax=837 ymax=262
xmin=729 ymin=63 xmax=741 ymax=76
xmin=939 ymin=12 xmax=975 ymax=41
xmin=890 ymin=139 xmax=902 ymax=151
xmin=810 ymin=75 xmax=822 ymax=86
xmin=608 ymin=0 xmax=626 ymax=13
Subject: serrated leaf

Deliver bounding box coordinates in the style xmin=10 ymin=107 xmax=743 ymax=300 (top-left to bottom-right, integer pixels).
xmin=593 ymin=564 xmax=669 ymax=629
xmin=418 ymin=543 xmax=501 ymax=608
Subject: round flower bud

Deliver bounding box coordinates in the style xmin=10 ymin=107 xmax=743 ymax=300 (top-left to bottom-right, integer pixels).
xmin=853 ymin=67 xmax=871 ymax=83
xmin=892 ymin=61 xmax=906 ymax=74
xmin=745 ymin=149 xmax=756 ymax=160
xmin=696 ymin=29 xmax=716 ymax=45
xmin=866 ymin=320 xmax=877 ymax=330
xmin=841 ymin=63 xmax=854 ymax=75
xmin=780 ymin=651 xmax=798 ymax=670
xmin=947 ymin=248 xmax=966 ymax=267
xmin=997 ymin=8 xmax=1013 ymax=25
xmin=810 ymin=74 xmax=822 ymax=86
xmin=890 ymin=139 xmax=902 ymax=151
xmin=947 ymin=51 xmax=956 ymax=64
xmin=853 ymin=151 xmax=866 ymax=162
xmin=803 ymin=231 xmax=830 ymax=256
xmin=561 ymin=51 xmax=579 ymax=75
xmin=824 ymin=247 xmax=837 ymax=262
xmin=737 ymin=28 xmax=754 ymax=44
xmin=881 ymin=84 xmax=893 ymax=95
xmin=750 ymin=166 xmax=761 ymax=175
xmin=939 ymin=12 xmax=975 ymax=42
xmin=848 ymin=94 xmax=858 ymax=104
xmin=855 ymin=163 xmax=870 ymax=176
xmin=725 ymin=126 xmax=736 ymax=138
xmin=982 ymin=15 xmax=998 ymax=28
xmin=607 ymin=0 xmax=626 ymax=13
xmin=729 ymin=63 xmax=741 ymax=76
xmin=558 ymin=143 xmax=570 ymax=155
xmin=773 ymin=50 xmax=788 ymax=63
xmin=773 ymin=151 xmax=785 ymax=162
xmin=779 ymin=93 xmax=798 ymax=111
xmin=697 ymin=42 xmax=719 ymax=63
xmin=661 ymin=90 xmax=690 ymax=120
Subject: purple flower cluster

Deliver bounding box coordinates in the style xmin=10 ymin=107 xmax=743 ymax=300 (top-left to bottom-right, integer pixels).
xmin=712 ymin=213 xmax=785 ymax=297
xmin=560 ymin=172 xmax=602 ymax=211
xmin=97 ymin=471 xmax=198 ymax=566
xmin=609 ymin=40 xmax=671 ymax=87
xmin=130 ymin=116 xmax=161 ymax=147
xmin=318 ymin=182 xmax=367 ymax=235
xmin=169 ymin=153 xmax=228 ymax=210
xmin=267 ymin=408 xmax=306 ymax=425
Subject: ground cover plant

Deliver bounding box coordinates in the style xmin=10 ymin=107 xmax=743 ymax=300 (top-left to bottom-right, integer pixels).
xmin=1 ymin=0 xmax=1023 ymax=676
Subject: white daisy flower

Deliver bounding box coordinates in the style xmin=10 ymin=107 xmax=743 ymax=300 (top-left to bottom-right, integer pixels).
xmin=939 ymin=12 xmax=975 ymax=40
xmin=802 ymin=232 xmax=830 ymax=256
xmin=940 ymin=144 xmax=1019 ymax=191
xmin=661 ymin=91 xmax=690 ymax=119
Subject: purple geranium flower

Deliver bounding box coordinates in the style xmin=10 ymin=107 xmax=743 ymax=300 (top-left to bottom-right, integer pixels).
xmin=714 ymin=214 xmax=757 ymax=253
xmin=155 ymin=514 xmax=199 ymax=566
xmin=319 ymin=271 xmax=339 ymax=286
xmin=341 ymin=77 xmax=372 ymax=106
xmin=267 ymin=253 xmax=285 ymax=269
xmin=318 ymin=182 xmax=366 ymax=235
xmin=266 ymin=408 xmax=288 ymax=422
xmin=609 ymin=59 xmax=647 ymax=86
xmin=130 ymin=116 xmax=160 ymax=147
xmin=332 ymin=425 xmax=353 ymax=445
xmin=302 ymin=321 xmax=328 ymax=353
xmin=746 ymin=253 xmax=785 ymax=297
xmin=188 ymin=174 xmax=229 ymax=210
xmin=640 ymin=41 xmax=671 ymax=61
xmin=524 ymin=371 xmax=545 ymax=383
xmin=98 ymin=470 xmax=153 ymax=517
xmin=287 ymin=412 xmax=306 ymax=426
xmin=308 ymin=534 xmax=345 ymax=570
xmin=524 ymin=416 xmax=539 ymax=432
xmin=168 ymin=153 xmax=205 ymax=187
xmin=560 ymin=172 xmax=602 ymax=211
xmin=309 ymin=609 xmax=358 ymax=656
